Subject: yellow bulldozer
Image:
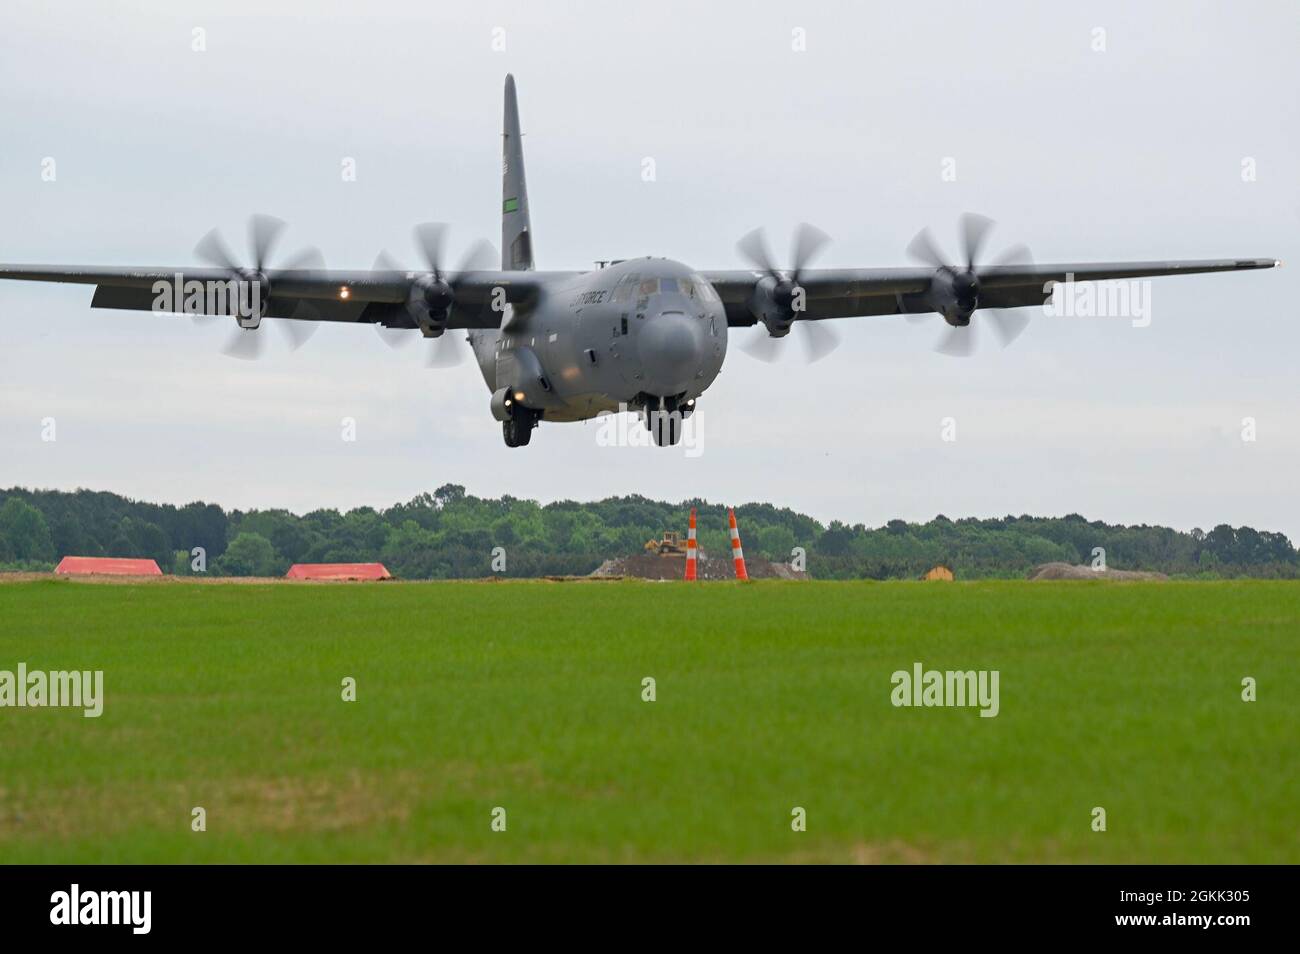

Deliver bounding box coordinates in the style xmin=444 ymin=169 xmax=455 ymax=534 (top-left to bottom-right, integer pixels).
xmin=643 ymin=531 xmax=687 ymax=556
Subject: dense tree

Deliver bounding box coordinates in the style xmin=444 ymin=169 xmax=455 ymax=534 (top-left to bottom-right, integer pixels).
xmin=49 ymin=510 xmax=89 ymax=559
xmin=1 ymin=486 xmax=1296 ymax=580
xmin=0 ymin=498 xmax=55 ymax=562
xmin=218 ymin=532 xmax=280 ymax=577
xmin=177 ymin=502 xmax=229 ymax=560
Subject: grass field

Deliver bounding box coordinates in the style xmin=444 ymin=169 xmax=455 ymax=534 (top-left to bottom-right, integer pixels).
xmin=0 ymin=577 xmax=1296 ymax=863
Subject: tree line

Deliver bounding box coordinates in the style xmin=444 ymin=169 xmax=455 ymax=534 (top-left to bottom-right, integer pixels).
xmin=1 ymin=484 xmax=1296 ymax=580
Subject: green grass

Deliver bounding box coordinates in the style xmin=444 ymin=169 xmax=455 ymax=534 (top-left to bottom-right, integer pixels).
xmin=0 ymin=578 xmax=1296 ymax=863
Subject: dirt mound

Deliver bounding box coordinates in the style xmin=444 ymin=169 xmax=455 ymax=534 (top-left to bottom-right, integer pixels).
xmin=591 ymin=552 xmax=806 ymax=581
xmin=1028 ymin=562 xmax=1168 ymax=581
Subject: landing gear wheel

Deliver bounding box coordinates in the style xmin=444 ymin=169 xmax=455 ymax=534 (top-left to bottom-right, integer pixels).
xmin=649 ymin=409 xmax=682 ymax=447
xmin=503 ymin=409 xmax=538 ymax=448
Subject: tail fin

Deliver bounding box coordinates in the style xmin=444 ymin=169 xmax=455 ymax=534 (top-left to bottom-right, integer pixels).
xmin=501 ymin=74 xmax=533 ymax=271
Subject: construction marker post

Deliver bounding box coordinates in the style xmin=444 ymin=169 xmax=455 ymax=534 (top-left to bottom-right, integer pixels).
xmin=684 ymin=508 xmax=698 ymax=581
xmin=728 ymin=508 xmax=749 ymax=581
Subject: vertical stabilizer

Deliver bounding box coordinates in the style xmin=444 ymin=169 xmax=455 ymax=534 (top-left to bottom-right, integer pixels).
xmin=502 ymin=74 xmax=533 ymax=271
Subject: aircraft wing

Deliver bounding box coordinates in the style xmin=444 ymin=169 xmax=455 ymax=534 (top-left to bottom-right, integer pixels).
xmin=702 ymin=258 xmax=1280 ymax=325
xmin=0 ymin=264 xmax=573 ymax=329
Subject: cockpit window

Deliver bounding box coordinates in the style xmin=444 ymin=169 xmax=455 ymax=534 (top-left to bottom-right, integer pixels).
xmin=622 ymin=275 xmax=718 ymax=300
xmin=611 ymin=274 xmax=640 ymax=303
xmin=683 ymin=275 xmax=718 ymax=303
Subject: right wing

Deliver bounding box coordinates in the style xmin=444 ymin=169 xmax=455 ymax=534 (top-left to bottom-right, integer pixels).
xmin=0 ymin=264 xmax=579 ymax=329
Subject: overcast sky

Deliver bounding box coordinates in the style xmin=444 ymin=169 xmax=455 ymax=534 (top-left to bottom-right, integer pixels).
xmin=1 ymin=0 xmax=1297 ymax=538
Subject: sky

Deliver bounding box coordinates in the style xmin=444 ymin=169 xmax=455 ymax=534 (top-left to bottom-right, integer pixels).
xmin=1 ymin=0 xmax=1297 ymax=537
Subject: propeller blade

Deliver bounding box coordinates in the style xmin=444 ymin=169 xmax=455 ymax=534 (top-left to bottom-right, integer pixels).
xmin=277 ymin=245 xmax=326 ymax=272
xmin=413 ymin=222 xmax=449 ymax=280
xmin=987 ymin=242 xmax=1034 ymax=269
xmin=736 ymin=227 xmax=778 ymax=278
xmin=275 ymin=320 xmax=318 ymax=351
xmin=248 ymin=214 xmax=287 ymax=271
xmin=373 ymin=249 xmax=403 ymax=273
xmin=426 ymin=333 xmax=464 ymax=368
xmin=986 ymin=310 xmax=1031 ymax=348
xmin=276 ymin=306 xmax=322 ymax=351
xmin=454 ymin=238 xmax=498 ymax=277
xmin=376 ymin=326 xmax=415 ymax=349
xmin=906 ymin=227 xmax=951 ymax=272
xmin=194 ymin=228 xmax=240 ymax=271
xmin=959 ymin=213 xmax=994 ymax=270
xmin=740 ymin=328 xmax=783 ymax=363
xmin=798 ymin=319 xmax=840 ymax=364
xmin=935 ymin=324 xmax=976 ymax=358
xmin=790 ymin=222 xmax=830 ymax=280
xmin=221 ymin=328 xmax=267 ymax=361
xmin=982 ymin=243 xmax=1033 ymax=347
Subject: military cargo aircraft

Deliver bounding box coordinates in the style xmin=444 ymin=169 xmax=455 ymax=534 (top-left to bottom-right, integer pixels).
xmin=0 ymin=76 xmax=1279 ymax=447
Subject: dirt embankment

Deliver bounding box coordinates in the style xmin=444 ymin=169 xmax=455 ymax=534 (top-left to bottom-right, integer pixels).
xmin=1028 ymin=562 xmax=1168 ymax=581
xmin=591 ymin=553 xmax=806 ymax=581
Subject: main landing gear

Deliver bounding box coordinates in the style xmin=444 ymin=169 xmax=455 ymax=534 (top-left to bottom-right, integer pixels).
xmin=503 ymin=406 xmax=540 ymax=447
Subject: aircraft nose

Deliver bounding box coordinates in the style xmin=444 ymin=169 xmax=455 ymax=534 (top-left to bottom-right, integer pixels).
xmin=639 ymin=311 xmax=704 ymax=395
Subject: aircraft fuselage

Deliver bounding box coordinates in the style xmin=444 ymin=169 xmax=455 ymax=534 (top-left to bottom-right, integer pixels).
xmin=470 ymin=256 xmax=728 ymax=424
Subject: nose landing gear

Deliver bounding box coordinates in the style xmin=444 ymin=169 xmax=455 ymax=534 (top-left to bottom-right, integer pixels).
xmin=641 ymin=395 xmax=692 ymax=447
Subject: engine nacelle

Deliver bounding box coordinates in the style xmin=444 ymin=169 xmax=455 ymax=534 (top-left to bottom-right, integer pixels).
xmin=746 ymin=274 xmax=805 ymax=338
xmin=927 ymin=269 xmax=980 ymax=327
xmin=407 ymin=277 xmax=454 ymax=337
xmin=235 ymin=269 xmax=270 ymax=329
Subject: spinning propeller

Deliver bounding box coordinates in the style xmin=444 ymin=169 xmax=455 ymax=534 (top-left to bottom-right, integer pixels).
xmin=373 ymin=223 xmax=497 ymax=368
xmin=192 ymin=214 xmax=326 ymax=360
xmin=735 ymin=222 xmax=840 ymax=364
xmin=905 ymin=213 xmax=1034 ymax=357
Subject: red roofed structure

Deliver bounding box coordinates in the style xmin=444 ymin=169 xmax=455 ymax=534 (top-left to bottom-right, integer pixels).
xmin=286 ymin=563 xmax=392 ymax=581
xmin=55 ymin=556 xmax=163 ymax=577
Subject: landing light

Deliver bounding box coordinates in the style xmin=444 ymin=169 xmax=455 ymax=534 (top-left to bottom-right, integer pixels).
xmin=339 ymin=286 xmax=351 ymax=300
xmin=514 ymin=391 xmax=526 ymax=402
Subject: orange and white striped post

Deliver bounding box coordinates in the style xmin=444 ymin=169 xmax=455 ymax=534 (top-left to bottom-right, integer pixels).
xmin=684 ymin=508 xmax=698 ymax=581
xmin=728 ymin=507 xmax=749 ymax=581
